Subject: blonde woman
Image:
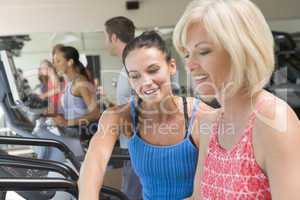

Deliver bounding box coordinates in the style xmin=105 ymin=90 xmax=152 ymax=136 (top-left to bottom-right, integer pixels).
xmin=174 ymin=0 xmax=300 ymax=199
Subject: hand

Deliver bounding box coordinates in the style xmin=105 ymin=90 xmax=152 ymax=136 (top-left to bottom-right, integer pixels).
xmin=52 ymin=115 xmax=68 ymax=126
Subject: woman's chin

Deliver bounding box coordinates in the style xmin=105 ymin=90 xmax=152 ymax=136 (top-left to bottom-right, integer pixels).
xmin=140 ymin=93 xmax=160 ymax=102
xmin=194 ymin=87 xmax=216 ymax=97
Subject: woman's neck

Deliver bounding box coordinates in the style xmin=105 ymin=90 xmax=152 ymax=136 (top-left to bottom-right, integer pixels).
xmin=217 ymin=90 xmax=259 ymax=122
xmin=66 ymin=67 xmax=80 ymax=81
xmin=141 ymin=95 xmax=179 ymax=119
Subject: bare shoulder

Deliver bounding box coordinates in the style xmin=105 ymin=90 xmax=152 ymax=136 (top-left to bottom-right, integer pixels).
xmin=254 ymin=91 xmax=300 ymax=154
xmin=73 ymin=76 xmax=93 ymax=93
xmin=186 ymin=96 xmax=219 ymax=133
xmin=187 ymin=97 xmax=219 ymax=148
xmin=186 ymin=97 xmax=216 ymax=113
xmin=195 ymin=98 xmax=218 ymax=123
xmin=100 ymin=103 xmax=131 ymax=126
xmin=75 ymin=75 xmax=89 ymax=85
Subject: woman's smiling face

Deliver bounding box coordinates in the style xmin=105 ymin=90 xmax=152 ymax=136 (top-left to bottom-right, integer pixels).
xmin=125 ymin=47 xmax=176 ymax=103
xmin=184 ymin=22 xmax=231 ymax=96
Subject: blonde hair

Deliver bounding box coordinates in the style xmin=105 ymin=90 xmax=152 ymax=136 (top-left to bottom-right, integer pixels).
xmin=173 ymin=0 xmax=275 ymax=96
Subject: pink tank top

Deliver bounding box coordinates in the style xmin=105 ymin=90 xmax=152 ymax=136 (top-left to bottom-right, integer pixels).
xmin=201 ymin=99 xmax=271 ymax=199
xmin=47 ymin=80 xmax=63 ymax=112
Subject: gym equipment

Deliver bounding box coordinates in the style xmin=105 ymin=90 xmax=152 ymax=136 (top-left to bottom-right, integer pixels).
xmin=0 ymin=50 xmax=130 ymax=198
xmin=268 ymin=31 xmax=300 ymax=117
xmin=0 ymin=49 xmax=130 ymax=161
xmin=0 ymin=135 xmax=129 ymax=199
xmin=0 ymin=50 xmax=85 ymax=163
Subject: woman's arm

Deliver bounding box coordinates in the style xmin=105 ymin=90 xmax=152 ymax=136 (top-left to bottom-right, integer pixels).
xmin=78 ymin=107 xmax=124 ymax=200
xmin=39 ymin=78 xmax=62 ymax=100
xmin=189 ymin=98 xmax=218 ymax=200
xmin=256 ymin=99 xmax=300 ymax=200
xmin=39 ymin=87 xmax=61 ymax=100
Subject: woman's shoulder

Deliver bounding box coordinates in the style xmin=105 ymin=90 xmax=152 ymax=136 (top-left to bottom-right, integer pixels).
xmin=99 ymin=103 xmax=133 ymax=137
xmin=255 ymin=91 xmax=298 ymax=130
xmin=73 ymin=75 xmax=94 ymax=93
xmin=100 ymin=103 xmax=131 ymax=124
xmin=74 ymin=75 xmax=90 ymax=85
xmin=185 ymin=96 xmax=216 ymax=110
xmin=254 ymin=90 xmax=300 ymax=150
xmin=252 ymin=92 xmax=300 ymax=177
xmin=187 ymin=97 xmax=218 ymax=120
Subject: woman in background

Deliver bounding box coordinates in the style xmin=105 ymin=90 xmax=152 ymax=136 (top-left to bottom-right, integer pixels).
xmin=38 ymin=59 xmax=63 ymax=113
xmin=52 ymin=46 xmax=100 ymax=128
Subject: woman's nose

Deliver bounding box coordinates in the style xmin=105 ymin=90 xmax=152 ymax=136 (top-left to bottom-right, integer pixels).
xmin=186 ymin=57 xmax=199 ymax=73
xmin=141 ymin=74 xmax=153 ymax=85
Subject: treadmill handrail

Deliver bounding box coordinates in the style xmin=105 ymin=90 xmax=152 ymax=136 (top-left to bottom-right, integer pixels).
xmin=0 ymin=178 xmax=78 ymax=197
xmin=101 ymin=185 xmax=130 ymax=200
xmin=0 ymin=154 xmax=79 ymax=181
xmin=111 ymin=147 xmax=130 ymax=161
xmin=0 ymin=136 xmax=81 ymax=171
xmin=0 ymin=156 xmax=129 ymax=200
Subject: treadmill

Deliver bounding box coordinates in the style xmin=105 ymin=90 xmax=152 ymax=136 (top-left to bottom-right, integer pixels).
xmin=0 ymin=50 xmax=85 ymax=166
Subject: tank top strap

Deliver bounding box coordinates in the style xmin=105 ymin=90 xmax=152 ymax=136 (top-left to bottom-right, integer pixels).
xmin=63 ymin=82 xmax=71 ymax=102
xmin=186 ymin=98 xmax=201 ymax=136
xmin=248 ymin=96 xmax=275 ymax=128
xmin=65 ymin=81 xmax=71 ymax=90
xmin=238 ymin=96 xmax=274 ymax=146
xmin=129 ymin=95 xmax=138 ymax=133
xmin=182 ymin=96 xmax=189 ymax=135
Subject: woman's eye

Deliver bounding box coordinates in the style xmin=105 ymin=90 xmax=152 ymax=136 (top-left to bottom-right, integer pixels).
xmin=129 ymin=74 xmax=140 ymax=79
xmin=183 ymin=54 xmax=190 ymax=59
xmin=148 ymin=68 xmax=159 ymax=73
xmin=198 ymin=50 xmax=211 ymax=56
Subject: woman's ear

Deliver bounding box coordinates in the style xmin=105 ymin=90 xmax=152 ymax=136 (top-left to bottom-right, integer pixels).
xmin=67 ymin=59 xmax=74 ymax=67
xmin=168 ymin=58 xmax=177 ymax=76
xmin=111 ymin=33 xmax=118 ymax=43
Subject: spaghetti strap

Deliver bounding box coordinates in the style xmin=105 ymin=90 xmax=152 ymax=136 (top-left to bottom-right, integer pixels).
xmin=249 ymin=96 xmax=275 ymax=124
xmin=182 ymin=96 xmax=189 ymax=135
xmin=129 ymin=96 xmax=138 ymax=133
xmin=187 ymin=98 xmax=201 ymax=136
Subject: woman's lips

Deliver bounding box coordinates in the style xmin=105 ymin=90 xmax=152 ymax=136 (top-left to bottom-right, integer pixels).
xmin=143 ymin=88 xmax=159 ymax=95
xmin=193 ymin=75 xmax=209 ymax=85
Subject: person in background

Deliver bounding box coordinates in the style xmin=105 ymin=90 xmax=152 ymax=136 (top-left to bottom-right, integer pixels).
xmin=51 ymin=43 xmax=67 ymax=84
xmin=52 ymin=46 xmax=100 ymax=129
xmin=51 ymin=44 xmax=65 ymax=62
xmin=37 ymin=68 xmax=48 ymax=94
xmin=173 ymin=0 xmax=300 ymax=199
xmin=103 ymin=16 xmax=142 ymax=200
xmin=38 ymin=59 xmax=63 ymax=113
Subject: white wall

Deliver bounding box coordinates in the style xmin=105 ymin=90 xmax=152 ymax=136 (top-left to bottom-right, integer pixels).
xmin=253 ymin=0 xmax=300 ymax=20
xmin=0 ymin=0 xmax=192 ymax=35
xmin=1 ymin=0 xmax=300 ymax=35
xmin=269 ymin=18 xmax=300 ymax=32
